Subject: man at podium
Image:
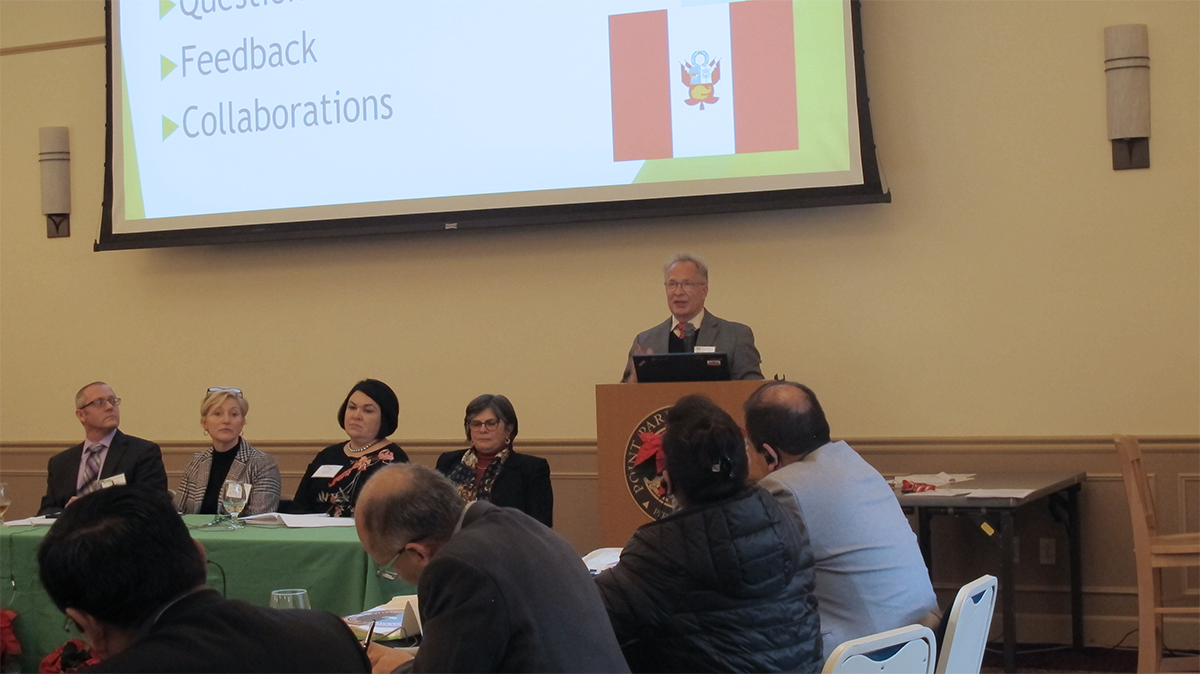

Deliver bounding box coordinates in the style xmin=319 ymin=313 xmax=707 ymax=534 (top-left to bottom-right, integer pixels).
xmin=622 ymin=253 xmax=763 ymax=382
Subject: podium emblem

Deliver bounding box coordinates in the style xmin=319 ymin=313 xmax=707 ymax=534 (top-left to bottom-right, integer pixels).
xmin=624 ymin=406 xmax=677 ymax=520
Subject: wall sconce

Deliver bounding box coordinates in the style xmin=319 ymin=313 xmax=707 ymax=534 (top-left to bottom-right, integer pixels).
xmin=1104 ymin=24 xmax=1150 ymax=170
xmin=39 ymin=127 xmax=71 ymax=237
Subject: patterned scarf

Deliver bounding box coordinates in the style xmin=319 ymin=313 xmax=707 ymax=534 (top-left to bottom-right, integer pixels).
xmin=446 ymin=446 xmax=511 ymax=504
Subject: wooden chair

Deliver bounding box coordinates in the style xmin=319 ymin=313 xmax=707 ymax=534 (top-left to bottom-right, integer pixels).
xmin=822 ymin=624 xmax=937 ymax=674
xmin=936 ymin=575 xmax=998 ymax=674
xmin=1113 ymin=434 xmax=1199 ymax=673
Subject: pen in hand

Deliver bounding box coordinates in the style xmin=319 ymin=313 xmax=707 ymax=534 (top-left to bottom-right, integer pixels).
xmin=363 ymin=620 xmax=376 ymax=647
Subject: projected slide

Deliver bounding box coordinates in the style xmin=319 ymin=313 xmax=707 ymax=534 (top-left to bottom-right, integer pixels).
xmin=110 ymin=0 xmax=859 ymax=236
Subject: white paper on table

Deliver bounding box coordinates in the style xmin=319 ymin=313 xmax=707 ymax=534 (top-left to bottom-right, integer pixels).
xmin=345 ymin=595 xmax=421 ymax=640
xmin=965 ymin=489 xmax=1036 ymax=499
xmin=4 ymin=516 xmax=56 ymax=526
xmin=895 ymin=472 xmax=976 ymax=486
xmin=241 ymin=512 xmax=357 ymax=527
xmin=583 ymin=547 xmax=623 ymax=574
xmin=904 ymin=488 xmax=974 ymax=497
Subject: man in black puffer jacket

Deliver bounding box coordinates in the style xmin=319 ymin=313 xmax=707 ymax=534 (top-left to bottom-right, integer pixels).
xmin=595 ymin=395 xmax=823 ymax=673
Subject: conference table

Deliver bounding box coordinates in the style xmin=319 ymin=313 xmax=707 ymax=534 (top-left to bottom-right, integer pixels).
xmin=896 ymin=471 xmax=1085 ymax=674
xmin=0 ymin=516 xmax=415 ymax=672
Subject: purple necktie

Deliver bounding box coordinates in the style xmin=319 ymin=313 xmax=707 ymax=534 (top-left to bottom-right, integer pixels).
xmin=79 ymin=445 xmax=104 ymax=494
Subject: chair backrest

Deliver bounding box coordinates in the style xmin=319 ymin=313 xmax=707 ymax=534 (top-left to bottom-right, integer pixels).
xmin=935 ymin=574 xmax=998 ymax=674
xmin=1114 ymin=434 xmax=1157 ymax=549
xmin=823 ymin=624 xmax=937 ymax=674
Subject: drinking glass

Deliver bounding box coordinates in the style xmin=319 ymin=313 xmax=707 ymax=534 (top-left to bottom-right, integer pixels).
xmin=0 ymin=483 xmax=10 ymax=527
xmin=220 ymin=481 xmax=251 ymax=529
xmin=270 ymin=589 xmax=311 ymax=610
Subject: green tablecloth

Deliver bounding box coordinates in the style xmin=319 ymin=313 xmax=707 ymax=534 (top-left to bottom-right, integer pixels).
xmin=0 ymin=516 xmax=414 ymax=672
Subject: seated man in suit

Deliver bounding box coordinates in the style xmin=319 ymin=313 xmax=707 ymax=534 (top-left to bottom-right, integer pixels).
xmin=38 ymin=486 xmax=370 ymax=673
xmin=743 ymin=381 xmax=940 ymax=658
xmin=38 ymin=382 xmax=167 ymax=515
xmin=622 ymin=252 xmax=763 ymax=382
xmin=357 ymin=464 xmax=628 ymax=674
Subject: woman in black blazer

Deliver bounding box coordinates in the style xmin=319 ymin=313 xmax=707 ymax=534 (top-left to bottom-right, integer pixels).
xmin=435 ymin=394 xmax=553 ymax=527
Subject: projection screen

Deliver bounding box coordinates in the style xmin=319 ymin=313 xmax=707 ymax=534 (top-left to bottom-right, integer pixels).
xmin=99 ymin=0 xmax=888 ymax=250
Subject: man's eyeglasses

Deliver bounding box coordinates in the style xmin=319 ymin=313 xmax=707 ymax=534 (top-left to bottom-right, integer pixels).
xmin=375 ymin=550 xmax=404 ymax=580
xmin=664 ymin=281 xmax=706 ymax=291
xmin=78 ymin=397 xmax=121 ymax=410
xmin=468 ymin=418 xmax=501 ymax=431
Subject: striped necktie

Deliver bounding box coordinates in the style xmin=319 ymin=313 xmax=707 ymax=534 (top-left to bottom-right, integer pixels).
xmin=674 ymin=322 xmax=687 ymax=339
xmin=79 ymin=444 xmax=104 ymax=494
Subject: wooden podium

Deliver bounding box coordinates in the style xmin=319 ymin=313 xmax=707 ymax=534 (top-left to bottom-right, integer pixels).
xmin=595 ymin=380 xmax=765 ymax=547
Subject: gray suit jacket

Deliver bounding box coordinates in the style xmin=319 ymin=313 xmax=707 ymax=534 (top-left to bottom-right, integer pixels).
xmin=412 ymin=501 xmax=629 ymax=673
xmin=624 ymin=310 xmax=764 ymax=381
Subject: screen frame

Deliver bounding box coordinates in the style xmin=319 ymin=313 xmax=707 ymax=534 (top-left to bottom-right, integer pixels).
xmin=96 ymin=0 xmax=888 ymax=251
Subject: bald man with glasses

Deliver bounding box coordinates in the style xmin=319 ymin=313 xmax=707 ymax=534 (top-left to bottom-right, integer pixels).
xmin=38 ymin=381 xmax=167 ymax=516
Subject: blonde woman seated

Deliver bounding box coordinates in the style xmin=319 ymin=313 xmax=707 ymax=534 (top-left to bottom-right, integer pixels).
xmin=174 ymin=388 xmax=281 ymax=516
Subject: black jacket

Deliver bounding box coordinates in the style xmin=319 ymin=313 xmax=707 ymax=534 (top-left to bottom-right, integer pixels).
xmin=87 ymin=589 xmax=369 ymax=673
xmin=595 ymin=486 xmax=823 ymax=673
xmin=435 ymin=449 xmax=554 ymax=527
xmin=40 ymin=430 xmax=167 ymax=515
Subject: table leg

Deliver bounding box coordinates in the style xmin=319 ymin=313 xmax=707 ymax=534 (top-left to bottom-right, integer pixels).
xmin=1068 ymin=485 xmax=1083 ymax=649
xmin=918 ymin=507 xmax=933 ymax=580
xmin=999 ymin=510 xmax=1017 ymax=674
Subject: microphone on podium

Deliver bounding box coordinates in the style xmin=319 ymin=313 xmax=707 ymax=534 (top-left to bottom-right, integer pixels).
xmin=683 ymin=323 xmax=698 ymax=353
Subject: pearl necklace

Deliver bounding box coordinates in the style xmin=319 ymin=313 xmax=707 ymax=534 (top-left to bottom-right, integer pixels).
xmin=345 ymin=439 xmax=381 ymax=455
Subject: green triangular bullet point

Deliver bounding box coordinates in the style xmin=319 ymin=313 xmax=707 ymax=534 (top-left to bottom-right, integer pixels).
xmin=161 ymin=56 xmax=177 ymax=80
xmin=163 ymin=116 xmax=179 ymax=140
xmin=160 ymin=0 xmax=176 ymax=18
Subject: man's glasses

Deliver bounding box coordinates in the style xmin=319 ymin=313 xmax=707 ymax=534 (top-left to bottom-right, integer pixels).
xmin=468 ymin=418 xmax=501 ymax=431
xmin=78 ymin=397 xmax=121 ymax=410
xmin=664 ymin=281 xmax=706 ymax=291
xmin=374 ymin=542 xmax=417 ymax=580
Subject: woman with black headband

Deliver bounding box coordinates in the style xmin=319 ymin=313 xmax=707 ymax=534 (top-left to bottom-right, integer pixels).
xmin=293 ymin=379 xmax=409 ymax=518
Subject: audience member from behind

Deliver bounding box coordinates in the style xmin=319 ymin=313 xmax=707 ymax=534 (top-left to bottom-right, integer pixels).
xmin=174 ymin=387 xmax=281 ymax=516
xmin=595 ymin=394 xmax=822 ymax=673
xmin=293 ymin=379 xmax=409 ymax=517
xmin=744 ymin=381 xmax=939 ymax=658
xmin=622 ymin=253 xmax=763 ymax=382
xmin=435 ymin=394 xmax=553 ymax=527
xmin=37 ymin=486 xmax=369 ymax=673
xmin=356 ymin=464 xmax=628 ymax=674
xmin=39 ymin=382 xmax=167 ymax=516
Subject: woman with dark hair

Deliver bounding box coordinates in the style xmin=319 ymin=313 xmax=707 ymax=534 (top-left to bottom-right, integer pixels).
xmin=293 ymin=379 xmax=409 ymax=517
xmin=594 ymin=394 xmax=822 ymax=673
xmin=435 ymin=394 xmax=553 ymax=527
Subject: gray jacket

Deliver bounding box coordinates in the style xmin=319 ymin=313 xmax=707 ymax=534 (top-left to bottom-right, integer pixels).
xmin=174 ymin=438 xmax=281 ymax=516
xmin=624 ymin=310 xmax=764 ymax=381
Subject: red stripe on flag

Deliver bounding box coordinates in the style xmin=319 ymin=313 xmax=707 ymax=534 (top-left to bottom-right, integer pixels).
xmin=609 ymin=11 xmax=673 ymax=162
xmin=730 ymin=1 xmax=798 ymax=154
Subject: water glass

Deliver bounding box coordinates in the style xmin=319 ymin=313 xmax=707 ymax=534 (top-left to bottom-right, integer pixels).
xmin=270 ymin=589 xmax=311 ymax=610
xmin=0 ymin=483 xmax=10 ymax=526
xmin=220 ymin=481 xmax=251 ymax=528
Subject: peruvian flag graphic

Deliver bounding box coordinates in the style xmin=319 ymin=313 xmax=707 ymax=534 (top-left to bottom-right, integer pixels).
xmin=609 ymin=1 xmax=799 ymax=162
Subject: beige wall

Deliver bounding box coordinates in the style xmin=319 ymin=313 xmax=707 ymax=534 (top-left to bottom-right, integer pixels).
xmin=1 ymin=0 xmax=1197 ymax=648
xmin=1 ymin=0 xmax=1196 ymax=445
